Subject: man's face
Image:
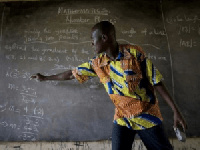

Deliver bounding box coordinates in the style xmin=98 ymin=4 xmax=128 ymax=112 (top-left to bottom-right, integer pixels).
xmin=91 ymin=29 xmax=106 ymax=54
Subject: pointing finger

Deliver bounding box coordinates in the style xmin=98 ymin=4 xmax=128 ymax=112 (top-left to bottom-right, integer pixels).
xmin=30 ymin=75 xmax=37 ymax=79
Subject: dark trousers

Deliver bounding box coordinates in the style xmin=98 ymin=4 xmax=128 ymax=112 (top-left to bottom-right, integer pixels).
xmin=112 ymin=123 xmax=173 ymax=150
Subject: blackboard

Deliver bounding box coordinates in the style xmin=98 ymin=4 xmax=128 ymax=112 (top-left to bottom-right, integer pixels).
xmin=0 ymin=0 xmax=199 ymax=141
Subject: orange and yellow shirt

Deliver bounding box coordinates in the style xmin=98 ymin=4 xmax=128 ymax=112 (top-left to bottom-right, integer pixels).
xmin=72 ymin=44 xmax=163 ymax=130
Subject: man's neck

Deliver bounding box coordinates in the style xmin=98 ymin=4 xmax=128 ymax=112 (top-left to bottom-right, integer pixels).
xmin=106 ymin=42 xmax=119 ymax=61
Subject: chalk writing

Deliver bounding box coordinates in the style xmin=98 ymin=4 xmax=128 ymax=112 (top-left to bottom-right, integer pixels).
xmin=8 ymin=106 xmax=20 ymax=114
xmin=45 ymin=35 xmax=55 ymax=42
xmin=18 ymin=55 xmax=46 ymax=62
xmin=51 ymin=64 xmax=75 ymax=71
xmin=21 ymin=94 xmax=36 ymax=104
xmin=4 ymin=43 xmax=27 ymax=51
xmin=141 ymin=28 xmax=166 ymax=36
xmin=94 ymin=16 xmax=117 ymax=24
xmin=179 ymin=38 xmax=197 ymax=48
xmin=24 ymin=27 xmax=80 ymax=44
xmin=18 ymin=132 xmax=37 ymax=141
xmin=58 ymin=8 xmax=109 ymax=15
xmin=34 ymin=106 xmax=44 ymax=117
xmin=21 ymin=86 xmax=36 ymax=97
xmin=0 ymin=95 xmax=44 ymax=141
xmin=43 ymin=28 xmax=51 ymax=34
xmin=147 ymin=53 xmax=167 ymax=61
xmin=122 ymin=27 xmax=166 ymax=37
xmin=19 ymin=112 xmax=44 ymax=141
xmin=58 ymin=34 xmax=78 ymax=40
xmin=24 ymin=29 xmax=41 ymax=37
xmin=0 ymin=103 xmax=32 ymax=115
xmin=0 ymin=102 xmax=8 ymax=112
xmin=178 ymin=24 xmax=195 ymax=35
xmin=6 ymin=68 xmax=31 ymax=81
xmin=5 ymin=54 xmax=60 ymax=63
xmin=55 ymin=28 xmax=78 ymax=35
xmin=66 ymin=15 xmax=91 ymax=24
xmin=66 ymin=55 xmax=87 ymax=63
xmin=59 ymin=10 xmax=117 ymax=24
xmin=6 ymin=80 xmax=44 ymax=141
xmin=81 ymin=49 xmax=89 ymax=54
xmin=24 ymin=35 xmax=43 ymax=43
xmin=42 ymin=47 xmax=68 ymax=55
xmin=178 ymin=24 xmax=200 ymax=35
xmin=8 ymin=82 xmax=37 ymax=104
xmin=117 ymin=39 xmax=160 ymax=50
xmin=0 ymin=102 xmax=20 ymax=114
xmin=166 ymin=14 xmax=200 ymax=24
xmin=122 ymin=28 xmax=137 ymax=37
xmin=5 ymin=54 xmax=16 ymax=60
xmin=0 ymin=121 xmax=20 ymax=130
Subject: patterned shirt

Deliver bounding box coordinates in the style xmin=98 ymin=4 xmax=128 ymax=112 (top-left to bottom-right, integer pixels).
xmin=72 ymin=44 xmax=163 ymax=130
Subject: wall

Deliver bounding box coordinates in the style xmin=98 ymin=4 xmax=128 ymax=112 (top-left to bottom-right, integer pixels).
xmin=0 ymin=138 xmax=200 ymax=150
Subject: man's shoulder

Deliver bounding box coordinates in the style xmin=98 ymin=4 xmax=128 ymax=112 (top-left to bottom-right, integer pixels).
xmin=119 ymin=44 xmax=146 ymax=60
xmin=119 ymin=44 xmax=144 ymax=52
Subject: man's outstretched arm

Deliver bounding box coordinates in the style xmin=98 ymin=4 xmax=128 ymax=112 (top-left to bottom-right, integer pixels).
xmin=31 ymin=70 xmax=75 ymax=82
xmin=154 ymin=81 xmax=187 ymax=131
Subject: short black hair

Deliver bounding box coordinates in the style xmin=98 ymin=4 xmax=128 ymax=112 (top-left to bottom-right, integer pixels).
xmin=92 ymin=21 xmax=116 ymax=38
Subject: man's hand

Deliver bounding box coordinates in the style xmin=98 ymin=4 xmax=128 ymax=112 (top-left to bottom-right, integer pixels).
xmin=30 ymin=73 xmax=46 ymax=82
xmin=174 ymin=110 xmax=187 ymax=131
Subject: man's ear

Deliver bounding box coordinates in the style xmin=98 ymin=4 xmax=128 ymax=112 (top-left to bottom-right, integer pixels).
xmin=102 ymin=34 xmax=108 ymax=42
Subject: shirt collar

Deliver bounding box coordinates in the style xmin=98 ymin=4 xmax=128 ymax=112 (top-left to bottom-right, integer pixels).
xmin=98 ymin=51 xmax=124 ymax=67
xmin=98 ymin=44 xmax=132 ymax=67
xmin=98 ymin=53 xmax=110 ymax=67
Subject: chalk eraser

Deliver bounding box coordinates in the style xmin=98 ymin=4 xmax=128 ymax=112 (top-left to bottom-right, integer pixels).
xmin=174 ymin=127 xmax=186 ymax=142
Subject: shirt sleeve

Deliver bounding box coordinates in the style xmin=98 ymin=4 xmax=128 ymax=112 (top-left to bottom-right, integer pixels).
xmin=72 ymin=60 xmax=97 ymax=83
xmin=141 ymin=58 xmax=163 ymax=85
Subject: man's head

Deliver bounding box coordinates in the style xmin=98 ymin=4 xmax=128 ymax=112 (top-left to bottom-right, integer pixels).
xmin=91 ymin=21 xmax=116 ymax=54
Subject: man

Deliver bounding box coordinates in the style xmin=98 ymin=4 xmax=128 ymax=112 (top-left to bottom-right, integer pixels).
xmin=31 ymin=21 xmax=187 ymax=150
